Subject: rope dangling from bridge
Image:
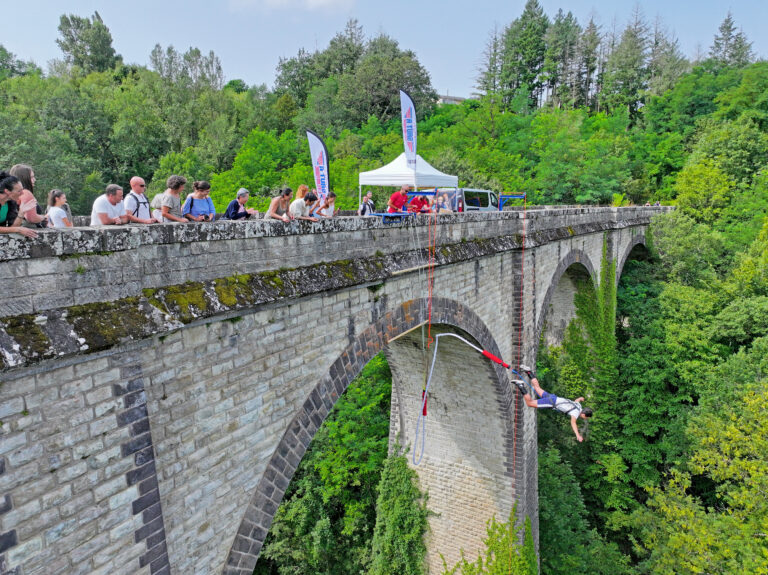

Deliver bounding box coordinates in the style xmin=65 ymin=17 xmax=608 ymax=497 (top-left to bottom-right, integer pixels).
xmin=412 ymin=201 xmax=530 ymax=473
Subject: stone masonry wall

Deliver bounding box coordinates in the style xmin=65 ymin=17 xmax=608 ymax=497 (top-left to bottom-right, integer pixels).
xmin=0 ymin=208 xmax=663 ymax=574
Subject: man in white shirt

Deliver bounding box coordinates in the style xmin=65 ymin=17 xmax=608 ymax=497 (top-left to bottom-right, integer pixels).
xmin=289 ymin=192 xmax=319 ymax=222
xmin=124 ymin=177 xmax=156 ymax=224
xmin=90 ymin=184 xmax=128 ymax=226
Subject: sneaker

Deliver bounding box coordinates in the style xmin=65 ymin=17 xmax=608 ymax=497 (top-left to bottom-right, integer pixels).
xmin=512 ymin=379 xmax=527 ymax=393
xmin=519 ymin=364 xmax=533 ymax=374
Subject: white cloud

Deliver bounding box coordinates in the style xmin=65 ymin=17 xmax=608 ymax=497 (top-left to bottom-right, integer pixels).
xmin=229 ymin=0 xmax=354 ymax=12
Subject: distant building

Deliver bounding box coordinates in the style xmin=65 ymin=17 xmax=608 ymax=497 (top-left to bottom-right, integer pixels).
xmin=437 ymin=94 xmax=466 ymax=105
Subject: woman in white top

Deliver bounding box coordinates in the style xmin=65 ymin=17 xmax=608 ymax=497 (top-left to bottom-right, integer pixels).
xmin=47 ymin=189 xmax=73 ymax=228
xmin=315 ymin=191 xmax=337 ymax=218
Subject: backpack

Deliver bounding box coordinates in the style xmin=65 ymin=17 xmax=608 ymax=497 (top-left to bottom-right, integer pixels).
xmin=126 ymin=191 xmax=149 ymax=217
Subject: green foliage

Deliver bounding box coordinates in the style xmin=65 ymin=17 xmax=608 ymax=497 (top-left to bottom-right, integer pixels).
xmin=538 ymin=445 xmax=630 ymax=575
xmin=255 ymin=354 xmax=396 ymax=575
xmin=368 ymin=452 xmax=429 ymax=575
xmin=440 ymin=508 xmax=537 ymax=575
xmin=56 ymin=12 xmax=121 ymax=74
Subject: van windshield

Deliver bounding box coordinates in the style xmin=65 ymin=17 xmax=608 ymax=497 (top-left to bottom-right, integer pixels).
xmin=464 ymin=190 xmax=489 ymax=208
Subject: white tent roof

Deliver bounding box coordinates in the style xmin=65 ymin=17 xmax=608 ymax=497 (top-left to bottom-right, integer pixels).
xmin=359 ymin=153 xmax=458 ymax=188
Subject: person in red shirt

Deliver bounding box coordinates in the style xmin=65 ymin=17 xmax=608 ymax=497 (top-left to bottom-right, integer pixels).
xmin=408 ymin=194 xmax=431 ymax=213
xmin=387 ymin=185 xmax=411 ymax=213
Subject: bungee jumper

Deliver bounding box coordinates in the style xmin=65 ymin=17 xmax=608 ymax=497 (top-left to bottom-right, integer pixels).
xmin=512 ymin=365 xmax=593 ymax=442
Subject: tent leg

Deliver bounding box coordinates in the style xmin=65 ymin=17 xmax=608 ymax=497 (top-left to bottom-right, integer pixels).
xmin=358 ymin=185 xmax=362 ymax=215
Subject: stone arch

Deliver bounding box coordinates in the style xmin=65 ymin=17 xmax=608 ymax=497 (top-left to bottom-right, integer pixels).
xmin=223 ymin=297 xmax=518 ymax=574
xmin=615 ymin=233 xmax=648 ymax=285
xmin=535 ymin=250 xmax=597 ymax=351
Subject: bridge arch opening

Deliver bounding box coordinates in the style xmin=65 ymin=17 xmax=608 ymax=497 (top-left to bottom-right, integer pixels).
xmin=538 ymin=255 xmax=597 ymax=350
xmin=227 ymin=298 xmax=519 ymax=575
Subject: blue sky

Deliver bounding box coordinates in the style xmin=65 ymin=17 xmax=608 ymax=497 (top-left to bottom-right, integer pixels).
xmin=4 ymin=1 xmax=766 ymax=97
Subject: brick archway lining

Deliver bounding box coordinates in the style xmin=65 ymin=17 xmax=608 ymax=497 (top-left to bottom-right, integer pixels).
xmin=222 ymin=297 xmax=517 ymax=575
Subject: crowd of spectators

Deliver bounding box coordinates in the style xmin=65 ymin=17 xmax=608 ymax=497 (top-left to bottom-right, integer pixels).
xmin=0 ymin=163 xmax=462 ymax=240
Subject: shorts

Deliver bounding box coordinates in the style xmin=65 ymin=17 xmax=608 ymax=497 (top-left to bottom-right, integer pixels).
xmin=537 ymin=391 xmax=557 ymax=409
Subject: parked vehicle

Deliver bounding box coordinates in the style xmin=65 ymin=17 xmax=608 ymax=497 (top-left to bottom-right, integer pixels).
xmin=434 ymin=188 xmax=500 ymax=212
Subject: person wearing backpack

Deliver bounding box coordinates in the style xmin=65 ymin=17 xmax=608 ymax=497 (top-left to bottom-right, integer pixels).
xmin=124 ymin=177 xmax=157 ymax=224
xmin=182 ymin=181 xmax=216 ymax=222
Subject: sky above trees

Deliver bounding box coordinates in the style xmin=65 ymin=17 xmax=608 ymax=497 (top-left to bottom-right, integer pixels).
xmin=3 ymin=0 xmax=766 ymax=97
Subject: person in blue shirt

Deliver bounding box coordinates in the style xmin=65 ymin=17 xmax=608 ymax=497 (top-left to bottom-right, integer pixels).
xmin=182 ymin=181 xmax=216 ymax=222
xmin=223 ymin=188 xmax=259 ymax=220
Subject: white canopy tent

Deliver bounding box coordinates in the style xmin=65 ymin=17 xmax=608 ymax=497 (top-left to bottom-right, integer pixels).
xmin=358 ymin=153 xmax=458 ymax=208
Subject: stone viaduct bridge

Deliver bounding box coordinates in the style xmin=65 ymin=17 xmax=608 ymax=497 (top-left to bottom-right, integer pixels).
xmin=0 ymin=206 xmax=664 ymax=575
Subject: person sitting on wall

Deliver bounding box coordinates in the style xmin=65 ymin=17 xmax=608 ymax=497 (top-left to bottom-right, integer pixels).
xmin=512 ymin=364 xmax=593 ymax=442
xmin=124 ymin=177 xmax=156 ymax=224
xmin=223 ymin=188 xmax=259 ymax=220
xmin=183 ymin=180 xmax=216 ymax=222
xmin=387 ymin=185 xmax=410 ymax=213
xmin=0 ymin=172 xmax=37 ymax=238
xmin=151 ymin=175 xmax=188 ymax=223
xmin=265 ymin=187 xmax=294 ymax=223
xmin=289 ymin=192 xmax=319 ymax=222
xmin=315 ymin=191 xmax=337 ymax=218
xmin=90 ymin=184 xmax=128 ymax=226
xmin=408 ymin=194 xmax=430 ymax=214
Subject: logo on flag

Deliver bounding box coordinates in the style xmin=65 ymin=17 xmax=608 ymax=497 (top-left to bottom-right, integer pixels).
xmin=307 ymin=130 xmax=330 ymax=201
xmin=400 ymin=90 xmax=418 ymax=169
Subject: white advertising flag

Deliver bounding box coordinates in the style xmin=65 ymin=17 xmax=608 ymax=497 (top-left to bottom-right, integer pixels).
xmin=400 ymin=90 xmax=417 ymax=169
xmin=306 ymin=130 xmax=330 ymax=202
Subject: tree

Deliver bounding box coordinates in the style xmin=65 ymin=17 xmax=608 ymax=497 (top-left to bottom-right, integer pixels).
xmin=56 ymin=12 xmax=121 ymax=73
xmin=274 ymin=48 xmax=319 ymax=108
xmin=647 ymin=19 xmax=688 ymax=97
xmin=709 ymin=12 xmax=753 ymax=69
xmin=600 ymin=8 xmax=649 ymax=123
xmin=541 ymin=9 xmax=581 ymax=108
xmin=313 ymin=19 xmax=365 ymax=78
xmin=0 ymin=44 xmax=40 ymax=80
xmin=575 ymin=18 xmax=601 ymax=109
xmin=501 ymin=0 xmax=550 ymax=108
xmin=336 ymin=35 xmax=437 ymax=126
xmin=476 ymin=26 xmax=503 ymax=98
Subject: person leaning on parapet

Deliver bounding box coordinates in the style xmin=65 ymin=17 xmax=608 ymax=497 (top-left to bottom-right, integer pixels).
xmin=512 ymin=364 xmax=593 ymax=443
xmin=90 ymin=184 xmax=128 ymax=226
xmin=151 ymin=175 xmax=187 ymax=223
xmin=387 ymin=185 xmax=410 ymax=213
xmin=315 ymin=191 xmax=337 ymax=218
xmin=358 ymin=191 xmax=375 ymax=216
xmin=183 ymin=181 xmax=216 ymax=222
xmin=47 ymin=190 xmax=73 ymax=228
xmin=0 ymin=172 xmax=37 ymax=238
xmin=10 ymin=164 xmax=48 ymax=228
xmin=124 ymin=177 xmax=156 ymax=224
xmin=289 ymin=191 xmax=319 ymax=222
xmin=223 ymin=188 xmax=259 ymax=220
xmin=265 ymin=187 xmax=294 ymax=223
xmin=295 ymin=184 xmax=319 ymax=216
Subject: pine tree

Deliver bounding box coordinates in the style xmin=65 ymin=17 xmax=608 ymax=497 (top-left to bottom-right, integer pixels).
xmin=476 ymin=25 xmax=503 ymax=98
xmin=647 ymin=18 xmax=688 ymax=97
xmin=575 ymin=18 xmax=601 ymax=110
xmin=542 ymin=9 xmax=582 ymax=108
xmin=600 ymin=7 xmax=649 ymax=122
xmin=500 ymin=0 xmax=550 ymax=109
xmin=710 ymin=12 xmax=754 ymax=69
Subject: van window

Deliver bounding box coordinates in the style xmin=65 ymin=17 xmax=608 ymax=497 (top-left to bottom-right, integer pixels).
xmin=464 ymin=190 xmax=489 ymax=208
